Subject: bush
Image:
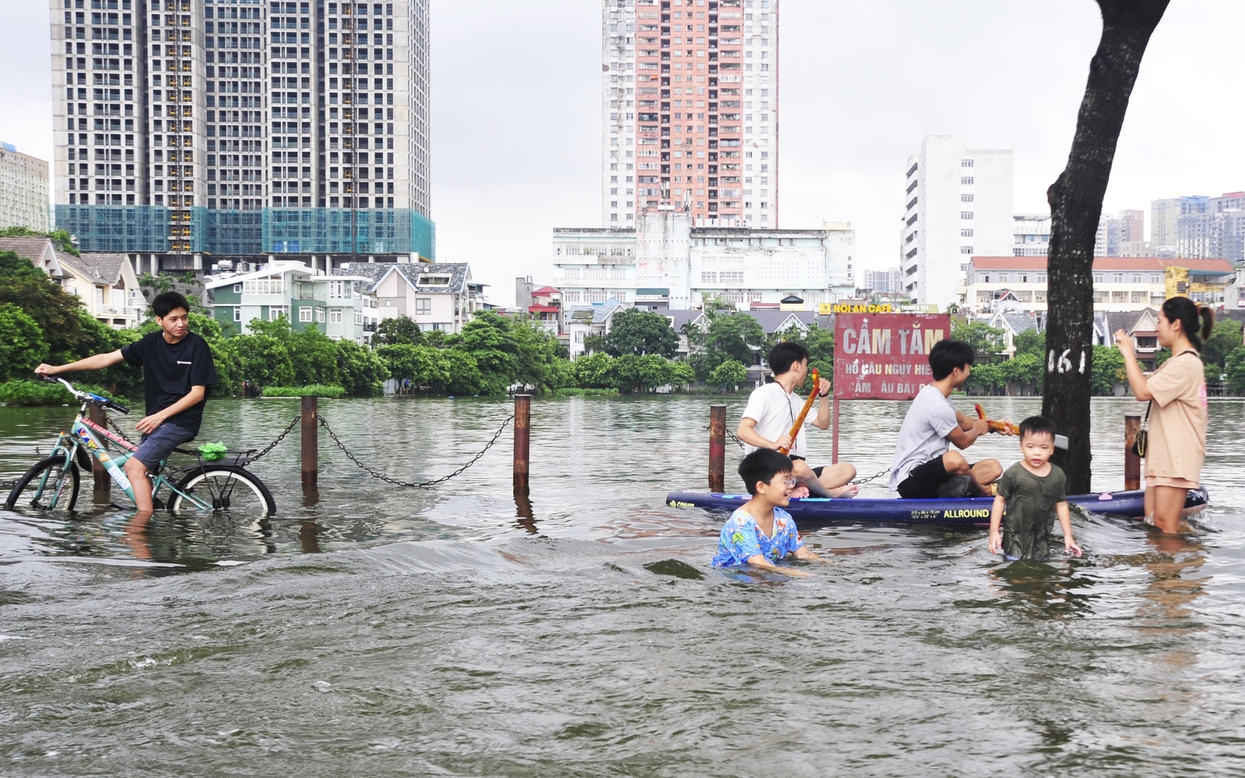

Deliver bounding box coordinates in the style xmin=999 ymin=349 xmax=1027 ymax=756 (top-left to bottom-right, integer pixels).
xmin=555 ymin=387 xmax=620 ymax=396
xmin=0 ymin=380 xmax=128 ymax=407
xmin=708 ymin=359 xmax=748 ymax=391
xmin=259 ymin=384 xmax=346 ymax=398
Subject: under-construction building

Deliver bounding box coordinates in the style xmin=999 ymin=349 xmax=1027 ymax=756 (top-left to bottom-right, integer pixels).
xmin=49 ymin=0 xmax=433 ymax=275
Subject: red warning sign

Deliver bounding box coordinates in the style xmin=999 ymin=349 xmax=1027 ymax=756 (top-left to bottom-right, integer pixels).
xmin=833 ymin=313 xmax=951 ymax=400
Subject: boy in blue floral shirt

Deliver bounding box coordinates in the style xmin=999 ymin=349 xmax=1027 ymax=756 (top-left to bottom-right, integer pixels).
xmin=712 ymin=449 xmax=823 ymax=575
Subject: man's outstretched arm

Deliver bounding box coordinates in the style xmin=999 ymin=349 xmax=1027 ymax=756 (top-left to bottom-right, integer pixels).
xmin=35 ymin=351 xmax=125 ymax=375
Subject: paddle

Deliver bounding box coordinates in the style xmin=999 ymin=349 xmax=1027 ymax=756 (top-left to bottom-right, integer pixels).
xmin=974 ymin=403 xmax=1019 ymax=435
xmin=777 ymin=368 xmax=820 ymax=456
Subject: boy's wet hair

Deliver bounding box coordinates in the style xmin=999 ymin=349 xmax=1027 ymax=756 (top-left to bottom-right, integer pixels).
xmin=768 ymin=341 xmax=810 ymax=376
xmin=738 ymin=448 xmax=794 ymax=496
xmin=929 ymin=339 xmax=975 ymax=380
xmin=152 ymin=291 xmax=191 ymax=319
xmin=1018 ymin=415 xmax=1057 ymax=441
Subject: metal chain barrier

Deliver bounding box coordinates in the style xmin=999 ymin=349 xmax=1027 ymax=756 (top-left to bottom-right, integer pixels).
xmin=245 ymin=414 xmax=301 ymax=464
xmin=706 ymin=422 xmax=888 ymax=485
xmin=705 ymin=424 xmax=747 ymax=451
xmin=108 ymin=417 xmax=136 ymax=446
xmin=107 ymin=414 xmax=300 ymax=466
xmin=851 ymin=468 xmax=890 ymax=486
xmin=319 ymin=413 xmax=515 ymax=488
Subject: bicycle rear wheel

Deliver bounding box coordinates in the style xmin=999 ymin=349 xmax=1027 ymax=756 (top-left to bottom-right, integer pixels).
xmin=170 ymin=465 xmax=277 ymax=516
xmin=5 ymin=454 xmax=80 ymax=512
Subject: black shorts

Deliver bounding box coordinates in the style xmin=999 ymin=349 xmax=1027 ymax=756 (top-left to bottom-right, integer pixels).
xmin=897 ymin=456 xmax=956 ymax=499
xmin=788 ymin=455 xmax=825 ymax=478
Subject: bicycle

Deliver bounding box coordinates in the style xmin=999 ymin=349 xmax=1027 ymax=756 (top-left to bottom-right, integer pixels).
xmin=4 ymin=377 xmax=277 ymax=516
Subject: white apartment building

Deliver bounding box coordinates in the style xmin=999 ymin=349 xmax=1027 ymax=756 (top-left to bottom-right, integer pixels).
xmin=900 ymin=136 xmax=1014 ymax=310
xmin=49 ymin=0 xmax=434 ymax=264
xmin=551 ymin=227 xmax=638 ymax=305
xmin=1013 ymin=214 xmax=1049 ymax=257
xmin=862 ymin=267 xmax=901 ymax=294
xmin=961 ymin=255 xmax=1235 ymax=315
xmin=602 ymin=0 xmax=779 ymax=230
xmin=554 ymin=208 xmax=854 ymax=312
xmin=0 ymin=143 xmax=50 ymax=231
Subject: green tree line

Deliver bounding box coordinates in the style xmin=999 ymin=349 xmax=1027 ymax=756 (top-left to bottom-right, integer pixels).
xmin=0 ymin=250 xmax=778 ymax=400
xmin=954 ymin=316 xmax=1245 ymax=396
xmin=19 ymin=244 xmax=1237 ymax=401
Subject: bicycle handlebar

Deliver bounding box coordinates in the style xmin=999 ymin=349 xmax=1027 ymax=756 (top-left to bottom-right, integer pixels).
xmin=40 ymin=374 xmax=130 ymax=415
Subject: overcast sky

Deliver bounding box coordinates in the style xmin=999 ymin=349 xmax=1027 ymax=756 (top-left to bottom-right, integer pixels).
xmin=2 ymin=1 xmax=1242 ymax=305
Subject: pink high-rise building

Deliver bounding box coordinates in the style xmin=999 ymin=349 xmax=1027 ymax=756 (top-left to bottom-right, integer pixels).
xmin=602 ymin=0 xmax=778 ymax=229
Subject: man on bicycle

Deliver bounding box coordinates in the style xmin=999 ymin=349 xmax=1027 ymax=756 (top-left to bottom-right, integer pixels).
xmin=35 ymin=291 xmax=218 ymax=513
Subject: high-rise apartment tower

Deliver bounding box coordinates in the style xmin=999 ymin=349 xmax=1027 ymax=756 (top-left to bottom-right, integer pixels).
xmin=0 ymin=143 xmax=51 ymax=231
xmin=49 ymin=0 xmax=433 ymax=270
xmin=1152 ymin=193 xmax=1245 ymax=264
xmin=900 ymin=135 xmax=1013 ymax=309
xmin=601 ymin=0 xmax=778 ymax=230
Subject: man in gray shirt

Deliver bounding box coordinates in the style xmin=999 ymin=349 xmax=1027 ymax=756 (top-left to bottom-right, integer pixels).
xmin=889 ymin=339 xmax=1008 ymax=498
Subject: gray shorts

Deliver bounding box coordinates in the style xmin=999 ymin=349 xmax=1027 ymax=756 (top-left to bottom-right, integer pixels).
xmin=134 ymin=423 xmax=196 ymax=469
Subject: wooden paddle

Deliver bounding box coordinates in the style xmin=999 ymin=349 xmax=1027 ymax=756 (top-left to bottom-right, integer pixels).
xmin=974 ymin=403 xmax=1019 ymax=435
xmin=778 ymin=368 xmax=820 ymax=455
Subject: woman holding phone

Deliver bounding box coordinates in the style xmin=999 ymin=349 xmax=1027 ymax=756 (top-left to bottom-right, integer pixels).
xmin=1115 ymin=296 xmax=1213 ymax=534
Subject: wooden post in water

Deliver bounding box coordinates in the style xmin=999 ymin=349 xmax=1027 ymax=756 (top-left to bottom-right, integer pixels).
xmin=709 ymin=404 xmax=726 ymax=492
xmin=513 ymin=394 xmax=531 ymax=491
xmin=1124 ymin=413 xmax=1141 ymax=491
xmin=88 ymin=405 xmax=109 ymax=502
xmin=301 ymin=395 xmax=318 ymax=486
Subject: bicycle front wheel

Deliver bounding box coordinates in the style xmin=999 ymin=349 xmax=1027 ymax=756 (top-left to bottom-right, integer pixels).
xmin=5 ymin=454 xmax=80 ymax=512
xmin=170 ymin=466 xmax=277 ymax=516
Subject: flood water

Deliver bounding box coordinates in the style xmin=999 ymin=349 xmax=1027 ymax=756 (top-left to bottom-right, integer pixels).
xmin=2 ymin=395 xmax=1244 ymax=776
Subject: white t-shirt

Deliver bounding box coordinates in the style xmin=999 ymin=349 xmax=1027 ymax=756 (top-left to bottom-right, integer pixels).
xmin=889 ymin=384 xmax=960 ymax=489
xmin=741 ymin=381 xmax=812 ymax=458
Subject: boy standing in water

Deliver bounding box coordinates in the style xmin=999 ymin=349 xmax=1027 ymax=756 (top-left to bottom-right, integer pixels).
xmin=988 ymin=416 xmax=1083 ymax=560
xmin=712 ymin=449 xmax=823 ymax=575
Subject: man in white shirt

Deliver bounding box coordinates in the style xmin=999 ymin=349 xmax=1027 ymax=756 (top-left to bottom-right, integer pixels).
xmin=736 ymin=342 xmax=858 ymax=498
xmin=889 ymin=339 xmax=1006 ymax=498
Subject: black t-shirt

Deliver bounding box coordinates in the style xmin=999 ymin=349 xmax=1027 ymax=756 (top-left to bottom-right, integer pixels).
xmin=120 ymin=331 xmax=218 ymax=435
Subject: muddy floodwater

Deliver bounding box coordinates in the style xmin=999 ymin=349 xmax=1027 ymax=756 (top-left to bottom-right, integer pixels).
xmin=3 ymin=395 xmax=1244 ymax=776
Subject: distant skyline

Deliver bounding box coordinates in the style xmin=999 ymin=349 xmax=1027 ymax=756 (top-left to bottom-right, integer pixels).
xmin=2 ymin=1 xmax=1243 ymax=305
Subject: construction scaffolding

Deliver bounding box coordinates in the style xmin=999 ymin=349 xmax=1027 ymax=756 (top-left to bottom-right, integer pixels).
xmin=54 ymin=205 xmax=169 ymax=253
xmin=52 ymin=206 xmax=436 ymax=260
xmin=263 ymin=208 xmax=436 ymax=258
xmin=202 ymin=208 xmax=265 ymax=256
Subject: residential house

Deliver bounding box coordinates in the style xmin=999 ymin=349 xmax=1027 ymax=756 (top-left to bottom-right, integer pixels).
xmin=527 ymin=285 xmax=562 ymax=337
xmin=0 ymin=236 xmax=144 ymax=327
xmin=368 ymin=262 xmax=486 ymax=334
xmin=1103 ymin=307 xmax=1163 ymax=368
xmin=664 ymin=309 xmax=709 ymax=359
xmin=206 ymin=261 xmax=378 ymax=343
xmin=564 ymin=298 xmax=628 ymax=359
xmin=982 ymin=310 xmax=1041 ymax=357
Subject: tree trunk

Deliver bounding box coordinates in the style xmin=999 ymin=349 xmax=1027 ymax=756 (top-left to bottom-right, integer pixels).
xmin=1043 ymin=0 xmax=1169 ymax=494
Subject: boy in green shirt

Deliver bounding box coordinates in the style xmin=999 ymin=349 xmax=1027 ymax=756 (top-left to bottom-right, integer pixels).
xmin=988 ymin=416 xmax=1083 ymax=561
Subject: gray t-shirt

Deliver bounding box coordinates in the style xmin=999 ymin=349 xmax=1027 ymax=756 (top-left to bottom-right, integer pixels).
xmin=889 ymin=384 xmax=959 ymax=490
